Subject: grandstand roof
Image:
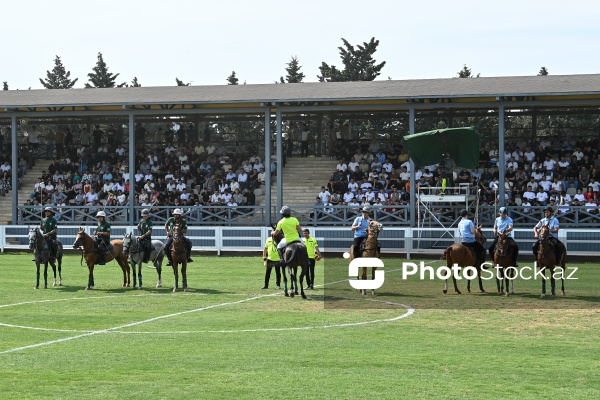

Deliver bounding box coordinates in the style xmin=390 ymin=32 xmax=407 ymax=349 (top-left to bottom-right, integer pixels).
xmin=2 ymin=73 xmax=600 ymax=114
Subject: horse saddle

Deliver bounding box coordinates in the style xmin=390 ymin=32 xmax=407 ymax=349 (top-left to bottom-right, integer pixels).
xmin=359 ymin=239 xmax=381 ymax=254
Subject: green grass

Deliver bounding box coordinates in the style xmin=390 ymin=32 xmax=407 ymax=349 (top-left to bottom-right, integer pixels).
xmin=0 ymin=254 xmax=598 ymax=399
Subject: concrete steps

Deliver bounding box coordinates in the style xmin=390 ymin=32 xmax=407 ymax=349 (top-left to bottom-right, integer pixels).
xmin=0 ymin=160 xmax=47 ymax=224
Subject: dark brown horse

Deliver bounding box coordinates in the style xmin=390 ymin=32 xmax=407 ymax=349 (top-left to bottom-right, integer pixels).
xmin=271 ymin=229 xmax=309 ymax=299
xmin=171 ymin=226 xmax=188 ymax=292
xmin=537 ymin=224 xmax=566 ymax=298
xmin=493 ymin=231 xmax=516 ymax=296
xmin=442 ymin=225 xmax=487 ymax=294
xmin=349 ymin=220 xmax=383 ymax=296
xmin=28 ymin=228 xmax=63 ymax=289
xmin=72 ymin=228 xmax=130 ymax=290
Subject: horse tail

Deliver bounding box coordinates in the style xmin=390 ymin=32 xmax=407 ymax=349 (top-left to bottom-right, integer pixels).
xmin=443 ymin=246 xmax=453 ymax=267
xmin=279 ymin=245 xmax=302 ymax=267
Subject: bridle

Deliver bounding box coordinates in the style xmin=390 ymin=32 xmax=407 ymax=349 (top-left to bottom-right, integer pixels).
xmin=123 ymin=233 xmax=142 ymax=256
xmin=29 ymin=228 xmax=45 ymax=252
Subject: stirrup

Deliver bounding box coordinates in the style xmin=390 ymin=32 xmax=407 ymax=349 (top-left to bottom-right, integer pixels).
xmin=187 ymin=257 xmax=193 ymax=263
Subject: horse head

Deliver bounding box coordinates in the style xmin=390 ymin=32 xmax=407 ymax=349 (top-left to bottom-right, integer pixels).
xmin=73 ymin=227 xmax=86 ymax=249
xmin=28 ymin=227 xmax=42 ymax=250
xmin=474 ymin=225 xmax=487 ymax=244
xmin=539 ymin=223 xmax=550 ymax=243
xmin=122 ymin=232 xmax=133 ymax=256
xmin=368 ymin=220 xmax=383 ymax=235
xmin=172 ymin=226 xmax=182 ymax=242
xmin=496 ymin=231 xmax=510 ymax=256
xmin=270 ymin=226 xmax=284 ymax=245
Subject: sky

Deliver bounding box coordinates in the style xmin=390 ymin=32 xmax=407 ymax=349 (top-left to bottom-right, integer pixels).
xmin=2 ymin=0 xmax=599 ymax=90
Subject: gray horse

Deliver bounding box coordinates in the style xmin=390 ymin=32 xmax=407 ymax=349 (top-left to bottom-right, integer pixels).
xmin=28 ymin=228 xmax=63 ymax=289
xmin=122 ymin=232 xmax=165 ymax=289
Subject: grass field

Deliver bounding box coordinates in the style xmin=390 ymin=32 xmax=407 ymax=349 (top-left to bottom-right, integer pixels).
xmin=0 ymin=253 xmax=598 ymax=400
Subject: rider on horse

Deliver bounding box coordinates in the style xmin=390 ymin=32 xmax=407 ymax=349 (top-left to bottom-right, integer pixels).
xmin=533 ymin=206 xmax=565 ymax=262
xmin=273 ymin=206 xmax=303 ymax=260
xmin=458 ymin=209 xmax=486 ymax=266
xmin=164 ymin=208 xmax=193 ymax=266
xmin=40 ymin=206 xmax=58 ymax=262
xmin=94 ymin=210 xmax=113 ymax=265
xmin=350 ymin=205 xmax=372 ymax=259
xmin=137 ymin=208 xmax=153 ymax=263
xmin=489 ymin=206 xmax=519 ymax=267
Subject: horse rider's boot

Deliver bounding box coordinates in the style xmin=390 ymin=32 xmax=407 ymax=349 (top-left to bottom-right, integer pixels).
xmin=143 ymin=249 xmax=150 ymax=263
xmin=50 ymin=242 xmax=56 ymax=262
xmin=97 ymin=251 xmax=106 ymax=265
xmin=166 ymin=252 xmax=173 ymax=266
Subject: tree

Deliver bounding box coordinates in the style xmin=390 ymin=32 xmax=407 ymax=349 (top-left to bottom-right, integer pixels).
xmin=39 ymin=55 xmax=78 ymax=89
xmin=175 ymin=77 xmax=189 ymax=86
xmin=85 ymin=52 xmax=126 ymax=88
xmin=279 ymin=56 xmax=305 ymax=83
xmin=2 ymin=82 xmax=7 ymax=91
xmin=226 ymin=71 xmax=239 ymax=85
xmin=457 ymin=64 xmax=480 ymax=78
xmin=318 ymin=37 xmax=386 ymax=82
xmin=538 ymin=67 xmax=549 ymax=76
xmin=130 ymin=77 xmax=141 ymax=87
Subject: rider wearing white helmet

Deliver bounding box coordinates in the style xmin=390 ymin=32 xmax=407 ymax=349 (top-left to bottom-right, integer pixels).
xmin=164 ymin=208 xmax=193 ymax=266
xmin=273 ymin=206 xmax=302 ymax=260
xmin=489 ymin=206 xmax=519 ymax=267
xmin=350 ymin=205 xmax=372 ymax=258
xmin=137 ymin=208 xmax=153 ymax=263
xmin=94 ymin=210 xmax=112 ymax=265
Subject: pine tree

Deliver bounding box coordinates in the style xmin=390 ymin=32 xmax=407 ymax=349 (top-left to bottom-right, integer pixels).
xmin=130 ymin=77 xmax=141 ymax=87
xmin=39 ymin=55 xmax=78 ymax=89
xmin=318 ymin=38 xmax=386 ymax=82
xmin=85 ymin=52 xmax=126 ymax=88
xmin=538 ymin=67 xmax=549 ymax=76
xmin=226 ymin=71 xmax=239 ymax=85
xmin=279 ymin=56 xmax=305 ymax=83
xmin=457 ymin=64 xmax=480 ymax=78
xmin=2 ymin=82 xmax=7 ymax=90
xmin=175 ymin=77 xmax=189 ymax=86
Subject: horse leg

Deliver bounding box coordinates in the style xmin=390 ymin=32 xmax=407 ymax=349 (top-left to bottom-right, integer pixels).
xmin=282 ymin=267 xmax=289 ymax=297
xmin=57 ymin=255 xmax=63 ymax=286
xmin=43 ymin=261 xmax=49 ymax=289
xmin=453 ymin=276 xmax=461 ymax=295
xmin=299 ymin=265 xmax=307 ymax=299
xmin=561 ymin=255 xmax=566 ymax=296
xmin=138 ymin=260 xmax=143 ymax=289
xmin=49 ymin=258 xmax=57 ymax=287
xmin=35 ymin=258 xmax=40 ymax=289
xmin=478 ymin=272 xmax=485 ymax=293
xmin=371 ymin=267 xmax=377 ymax=296
xmin=182 ymin=262 xmax=188 ymax=292
xmin=550 ymin=267 xmax=556 ymax=297
xmin=289 ymin=266 xmax=296 ymax=298
xmin=156 ymin=261 xmax=162 ymax=288
xmin=87 ymin=264 xmax=95 ymax=290
xmin=466 ymin=273 xmax=471 ymax=293
xmin=172 ymin=262 xmax=179 ymax=292
xmin=540 ymin=266 xmax=546 ymax=299
xmin=504 ymin=275 xmax=510 ymax=297
xmin=360 ymin=266 xmax=367 ymax=296
xmin=443 ymin=279 xmax=448 ymax=294
xmin=131 ymin=261 xmax=138 ymax=288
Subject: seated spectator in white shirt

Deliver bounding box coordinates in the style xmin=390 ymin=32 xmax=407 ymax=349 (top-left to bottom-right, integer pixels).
xmin=318 ymin=186 xmax=331 ymax=203
xmin=348 ymin=158 xmax=359 ymax=173
xmin=348 ymin=179 xmax=359 ymax=195
xmin=360 ymin=180 xmax=372 ymax=190
xmin=336 ymin=159 xmax=348 ymax=172
xmin=343 ymin=189 xmax=355 ymax=204
xmin=180 ymin=189 xmax=191 ymax=201
xmin=536 ymin=188 xmax=549 ymax=205
xmin=539 ymin=177 xmax=551 ymax=192
xmin=522 ymin=186 xmax=536 ymax=202
xmin=176 ymin=180 xmax=187 ymax=192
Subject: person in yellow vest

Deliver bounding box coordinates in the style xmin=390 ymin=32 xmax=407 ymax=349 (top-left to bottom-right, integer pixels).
xmin=261 ymin=236 xmax=281 ymax=289
xmin=273 ymin=206 xmax=302 ymax=260
xmin=302 ymin=229 xmax=322 ymax=290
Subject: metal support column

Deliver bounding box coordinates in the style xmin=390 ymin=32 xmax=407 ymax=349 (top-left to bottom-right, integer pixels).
xmin=409 ymin=108 xmax=416 ymax=227
xmin=276 ymin=108 xmax=283 ymax=213
xmin=498 ymin=106 xmax=506 ymax=207
xmin=264 ymin=109 xmax=272 ymax=226
xmin=11 ymin=115 xmax=18 ymax=224
xmin=128 ymin=113 xmax=136 ymax=225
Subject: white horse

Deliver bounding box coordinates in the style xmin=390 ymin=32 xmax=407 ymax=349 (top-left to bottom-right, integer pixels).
xmin=122 ymin=233 xmax=165 ymax=289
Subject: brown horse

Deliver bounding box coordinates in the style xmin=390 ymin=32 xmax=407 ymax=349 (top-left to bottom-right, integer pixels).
xmin=349 ymin=220 xmax=383 ymax=296
xmin=72 ymin=228 xmax=130 ymax=290
xmin=493 ymin=231 xmax=516 ymax=296
xmin=537 ymin=224 xmax=566 ymax=298
xmin=442 ymin=225 xmax=487 ymax=294
xmin=171 ymin=226 xmax=188 ymax=292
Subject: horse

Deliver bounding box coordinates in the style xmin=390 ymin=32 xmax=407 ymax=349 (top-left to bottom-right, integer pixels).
xmin=28 ymin=227 xmax=63 ymax=289
xmin=442 ymin=225 xmax=487 ymax=294
xmin=349 ymin=220 xmax=383 ymax=296
xmin=122 ymin=233 xmax=165 ymax=289
xmin=170 ymin=226 xmax=188 ymax=292
xmin=271 ymin=229 xmax=309 ymax=299
xmin=537 ymin=223 xmax=566 ymax=298
xmin=492 ymin=231 xmax=516 ymax=296
xmin=72 ymin=228 xmax=130 ymax=290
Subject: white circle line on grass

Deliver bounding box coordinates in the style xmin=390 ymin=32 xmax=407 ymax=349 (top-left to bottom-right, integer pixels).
xmin=0 ymin=270 xmax=413 ymax=354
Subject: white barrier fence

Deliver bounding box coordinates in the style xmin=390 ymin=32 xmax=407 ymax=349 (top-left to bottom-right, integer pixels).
xmin=2 ymin=225 xmax=599 ymax=257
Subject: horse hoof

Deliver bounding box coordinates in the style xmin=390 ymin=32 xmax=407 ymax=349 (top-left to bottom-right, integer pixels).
xmin=183 ymin=288 xmax=189 ymax=292
xmin=498 ymin=292 xmax=504 ymax=296
xmin=552 ymin=293 xmax=556 ymax=298
xmin=44 ymin=286 xmax=47 ymax=289
xmin=540 ymin=294 xmax=545 ymax=299
xmin=285 ymin=292 xmax=290 ymax=297
xmin=505 ymin=293 xmax=510 ymax=297
xmin=442 ymin=290 xmax=447 ymax=294
xmin=59 ymin=281 xmax=63 ymax=286
xmin=562 ymin=291 xmax=566 ymax=296
xmin=53 ymin=282 xmax=56 ymax=287
xmin=467 ymin=289 xmax=471 ymax=293
xmin=139 ymin=286 xmax=143 ymax=290
xmin=456 ymin=290 xmax=462 ymax=295
xmin=86 ymin=287 xmax=92 ymax=290
xmin=302 ymin=294 xmax=307 ymax=299
xmin=371 ymin=291 xmax=376 ymax=297
xmin=290 ymin=292 xmax=295 ymax=298
xmin=480 ymin=290 xmax=486 ymax=293
xmin=34 ymin=286 xmax=39 ymax=290
xmin=172 ymin=288 xmax=177 ymax=293
xmin=156 ymin=283 xmax=162 ymax=288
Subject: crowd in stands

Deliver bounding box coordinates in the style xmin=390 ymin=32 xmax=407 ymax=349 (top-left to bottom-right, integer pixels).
xmin=23 ymin=123 xmax=278 ymax=221
xmin=316 ymin=136 xmax=600 ymax=218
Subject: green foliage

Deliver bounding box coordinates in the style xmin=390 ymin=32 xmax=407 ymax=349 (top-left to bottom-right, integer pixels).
xmin=2 ymin=81 xmax=7 ymax=90
xmin=130 ymin=77 xmax=141 ymax=87
xmin=538 ymin=66 xmax=549 ymax=76
xmin=39 ymin=55 xmax=78 ymax=89
xmin=85 ymin=52 xmax=126 ymax=88
xmin=175 ymin=77 xmax=190 ymax=86
xmin=279 ymin=56 xmax=305 ymax=83
xmin=457 ymin=64 xmax=480 ymax=78
xmin=318 ymin=37 xmax=386 ymax=82
xmin=226 ymin=71 xmax=239 ymax=85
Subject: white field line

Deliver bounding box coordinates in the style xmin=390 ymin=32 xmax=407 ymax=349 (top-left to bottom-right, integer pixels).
xmin=0 ymin=268 xmax=411 ymax=355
